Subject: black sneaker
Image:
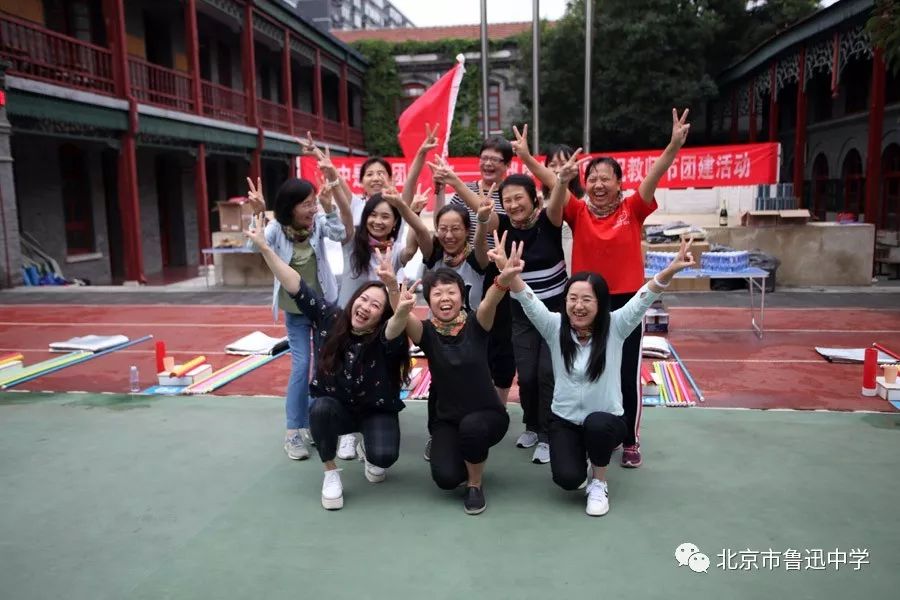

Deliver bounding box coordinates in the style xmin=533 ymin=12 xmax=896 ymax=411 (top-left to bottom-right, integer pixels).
xmin=463 ymin=486 xmax=486 ymax=515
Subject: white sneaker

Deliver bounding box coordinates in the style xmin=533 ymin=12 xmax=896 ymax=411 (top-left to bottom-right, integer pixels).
xmin=283 ymin=432 xmax=310 ymax=460
xmin=300 ymin=427 xmax=315 ymax=447
xmin=585 ymin=479 xmax=609 ymax=516
xmin=336 ymin=434 xmax=357 ymax=460
xmin=321 ymin=469 xmax=344 ymax=510
xmin=531 ymin=441 xmax=550 ymax=464
xmin=357 ymin=440 xmax=386 ymax=483
xmin=516 ymin=430 xmax=539 ymax=448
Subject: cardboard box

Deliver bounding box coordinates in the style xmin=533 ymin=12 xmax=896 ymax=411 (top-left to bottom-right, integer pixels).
xmin=642 ymin=240 xmax=711 ymax=291
xmin=217 ymin=197 xmax=258 ymax=232
xmin=741 ymin=209 xmax=811 ymax=227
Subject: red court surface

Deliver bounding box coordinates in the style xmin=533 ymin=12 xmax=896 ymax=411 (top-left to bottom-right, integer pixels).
xmin=1 ymin=304 xmax=898 ymax=412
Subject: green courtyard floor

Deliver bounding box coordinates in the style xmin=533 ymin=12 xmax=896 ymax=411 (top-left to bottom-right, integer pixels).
xmin=0 ymin=392 xmax=898 ymax=600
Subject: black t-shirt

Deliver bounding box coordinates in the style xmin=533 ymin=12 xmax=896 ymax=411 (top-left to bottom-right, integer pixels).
xmin=290 ymin=279 xmax=408 ymax=413
xmin=497 ymin=209 xmax=566 ymax=313
xmin=418 ymin=312 xmax=505 ymax=423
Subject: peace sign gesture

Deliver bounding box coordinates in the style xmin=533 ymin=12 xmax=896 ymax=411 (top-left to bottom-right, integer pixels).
xmin=418 ymin=123 xmax=440 ymax=156
xmin=670 ymin=108 xmax=691 ymax=150
xmin=556 ymin=147 xmax=588 ymax=185
xmin=374 ymin=246 xmax=397 ymax=290
xmin=243 ymin=212 xmax=268 ymax=249
xmin=297 ymin=131 xmax=324 ymax=159
xmin=511 ymin=124 xmax=531 ymax=158
xmin=426 ymin=153 xmax=458 ymax=186
xmin=486 ymin=230 xmax=510 ymax=269
xmin=496 ymin=241 xmax=525 ymax=287
xmin=394 ymin=280 xmax=421 ymax=316
xmin=246 ymin=176 xmax=266 ymax=214
xmin=410 ymin=184 xmax=432 ymax=215
xmin=476 ymin=182 xmax=497 ymax=223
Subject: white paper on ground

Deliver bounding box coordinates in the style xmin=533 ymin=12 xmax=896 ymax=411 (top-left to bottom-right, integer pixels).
xmin=49 ymin=334 xmax=129 ymax=353
xmin=225 ymin=331 xmax=288 ymax=355
xmin=814 ymin=347 xmax=896 ymax=364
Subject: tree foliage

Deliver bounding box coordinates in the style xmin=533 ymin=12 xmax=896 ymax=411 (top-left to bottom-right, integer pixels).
xmin=867 ymin=0 xmax=900 ymax=75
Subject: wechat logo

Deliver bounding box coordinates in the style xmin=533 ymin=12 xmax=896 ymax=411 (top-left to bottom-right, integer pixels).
xmin=676 ymin=542 xmax=710 ymax=574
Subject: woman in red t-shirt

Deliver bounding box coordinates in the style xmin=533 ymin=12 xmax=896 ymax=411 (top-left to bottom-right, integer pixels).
xmin=541 ymin=108 xmax=692 ymax=469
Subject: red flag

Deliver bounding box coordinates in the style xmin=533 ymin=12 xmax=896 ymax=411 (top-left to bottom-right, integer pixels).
xmin=397 ymin=54 xmax=466 ymax=159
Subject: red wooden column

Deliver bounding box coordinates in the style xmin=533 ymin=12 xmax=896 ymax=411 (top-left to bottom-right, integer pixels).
xmin=185 ymin=0 xmax=203 ymax=115
xmin=339 ymin=63 xmax=349 ymax=147
xmin=241 ymin=2 xmax=261 ymax=179
xmin=195 ymin=143 xmax=211 ymax=259
xmin=793 ymin=47 xmax=808 ymax=207
xmin=729 ymin=88 xmax=738 ymax=142
xmin=314 ymin=49 xmax=324 ymax=138
xmin=864 ymin=47 xmax=886 ymax=225
xmin=283 ymin=29 xmax=294 ymax=135
xmin=768 ymin=63 xmax=778 ymax=141
xmin=103 ymin=0 xmax=144 ymax=282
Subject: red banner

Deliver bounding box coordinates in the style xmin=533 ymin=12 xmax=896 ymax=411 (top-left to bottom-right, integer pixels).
xmin=298 ymin=142 xmax=779 ymax=195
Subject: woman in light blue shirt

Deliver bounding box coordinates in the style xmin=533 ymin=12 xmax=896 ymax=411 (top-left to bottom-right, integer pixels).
xmin=247 ymin=173 xmax=350 ymax=461
xmin=501 ymin=236 xmax=696 ymax=517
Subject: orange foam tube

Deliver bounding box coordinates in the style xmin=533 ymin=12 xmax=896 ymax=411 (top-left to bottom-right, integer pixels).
xmin=171 ymin=356 xmax=207 ymax=377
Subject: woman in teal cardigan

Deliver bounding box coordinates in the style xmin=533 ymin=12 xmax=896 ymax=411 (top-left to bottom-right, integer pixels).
xmin=499 ymin=235 xmax=696 ymax=517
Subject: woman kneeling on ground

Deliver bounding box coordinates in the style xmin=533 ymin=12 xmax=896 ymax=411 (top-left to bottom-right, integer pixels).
xmin=380 ymin=238 xmax=523 ymax=515
xmin=500 ymin=235 xmax=696 ymax=516
xmin=245 ymin=213 xmax=410 ymax=511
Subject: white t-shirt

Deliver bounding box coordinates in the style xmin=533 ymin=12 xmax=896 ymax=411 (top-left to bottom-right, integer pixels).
xmin=337 ymin=239 xmax=406 ymax=308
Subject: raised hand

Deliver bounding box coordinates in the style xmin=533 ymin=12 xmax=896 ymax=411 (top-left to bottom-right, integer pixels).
xmin=660 ymin=237 xmax=697 ymax=278
xmin=497 ymin=241 xmax=525 ymax=287
xmin=670 ymin=108 xmax=691 ymax=150
xmin=316 ymin=145 xmax=339 ymax=181
xmin=486 ymin=230 xmax=510 ymax=269
xmin=318 ymin=181 xmax=335 ymax=213
xmin=418 ymin=123 xmax=439 ymax=156
xmin=395 ymin=279 xmax=420 ymax=315
xmin=246 ymin=176 xmax=266 ymax=214
xmin=476 ymin=183 xmax=496 ymax=223
xmin=410 ymin=184 xmax=431 ymax=214
xmin=426 ymin=153 xmax=457 ymax=185
xmin=381 ymin=185 xmax=404 ymax=208
xmin=297 ymin=131 xmax=324 ymax=159
xmin=374 ymin=246 xmax=397 ymax=289
xmin=244 ymin=212 xmax=268 ymax=249
xmin=511 ymin=124 xmax=530 ymax=157
xmin=556 ymin=148 xmax=585 ymax=185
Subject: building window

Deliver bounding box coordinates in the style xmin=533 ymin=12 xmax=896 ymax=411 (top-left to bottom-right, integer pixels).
xmin=843 ymin=58 xmax=870 ymax=114
xmin=882 ymin=144 xmax=900 ymax=230
xmin=841 ymin=149 xmax=865 ymax=216
xmin=397 ymin=82 xmax=426 ymax=116
xmin=477 ymin=82 xmax=502 ymax=133
xmin=59 ymin=144 xmax=95 ymax=255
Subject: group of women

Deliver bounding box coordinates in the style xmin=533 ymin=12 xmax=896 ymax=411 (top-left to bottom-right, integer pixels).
xmin=245 ymin=108 xmax=694 ymax=516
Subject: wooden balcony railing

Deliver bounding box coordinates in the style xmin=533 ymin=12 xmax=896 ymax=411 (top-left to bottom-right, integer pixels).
xmin=128 ymin=57 xmax=194 ymax=113
xmin=292 ymin=109 xmax=318 ymax=135
xmin=0 ymin=13 xmax=114 ymax=95
xmin=257 ymin=98 xmax=290 ymax=133
xmin=201 ymin=80 xmax=247 ymax=125
xmin=322 ymin=118 xmax=344 ymax=144
xmin=348 ymin=127 xmax=365 ymax=149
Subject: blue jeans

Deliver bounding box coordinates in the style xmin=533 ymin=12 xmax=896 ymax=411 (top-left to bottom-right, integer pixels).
xmin=284 ymin=311 xmax=312 ymax=429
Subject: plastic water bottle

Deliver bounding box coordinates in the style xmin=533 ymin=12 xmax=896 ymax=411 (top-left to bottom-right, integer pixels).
xmin=129 ymin=365 xmax=140 ymax=393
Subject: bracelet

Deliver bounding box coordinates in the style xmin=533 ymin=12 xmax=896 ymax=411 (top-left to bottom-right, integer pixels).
xmin=492 ymin=280 xmax=510 ymax=292
xmin=652 ymin=275 xmax=670 ymax=289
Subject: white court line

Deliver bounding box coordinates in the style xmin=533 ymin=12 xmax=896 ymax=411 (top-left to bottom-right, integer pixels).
xmin=0 ymin=321 xmax=279 ymax=328
xmin=673 ymin=328 xmax=900 ymax=333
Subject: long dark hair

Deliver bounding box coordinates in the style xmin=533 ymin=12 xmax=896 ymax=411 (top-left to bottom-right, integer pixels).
xmin=559 ymin=272 xmax=611 ymax=382
xmin=350 ymin=194 xmax=402 ymax=278
xmin=544 ymin=144 xmax=585 ymax=198
xmin=274 ymin=178 xmax=317 ymax=226
xmin=318 ymin=281 xmax=410 ymax=388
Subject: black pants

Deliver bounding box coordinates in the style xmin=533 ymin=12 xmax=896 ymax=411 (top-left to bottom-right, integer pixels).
xmin=512 ymin=310 xmax=554 ymax=441
xmin=309 ymin=396 xmax=400 ymax=468
xmin=610 ymin=292 xmax=643 ymax=447
xmin=430 ymin=410 xmax=509 ymax=490
xmin=549 ymin=412 xmax=628 ymax=490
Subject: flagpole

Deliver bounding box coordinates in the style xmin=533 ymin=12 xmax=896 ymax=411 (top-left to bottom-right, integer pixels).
xmin=583 ymin=0 xmax=592 ymax=153
xmin=532 ymin=0 xmax=540 ymax=154
xmin=480 ymin=0 xmax=490 ymax=138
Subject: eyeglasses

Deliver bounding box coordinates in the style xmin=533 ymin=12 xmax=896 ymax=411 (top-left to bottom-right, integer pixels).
xmin=437 ymin=226 xmax=466 ymax=235
xmin=480 ymin=155 xmax=506 ymax=165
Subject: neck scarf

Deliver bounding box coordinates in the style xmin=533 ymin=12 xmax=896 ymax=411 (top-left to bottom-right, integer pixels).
xmin=368 ymin=237 xmax=393 ymax=252
xmin=573 ymin=327 xmax=593 ymax=344
xmin=442 ymin=243 xmax=472 ymax=268
xmin=510 ymin=207 xmax=541 ymax=230
xmin=431 ymin=311 xmax=467 ymax=337
xmin=586 ymin=195 xmax=623 ymax=219
xmin=283 ymin=225 xmax=310 ymax=243
xmin=351 ymin=326 xmax=376 ymax=337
